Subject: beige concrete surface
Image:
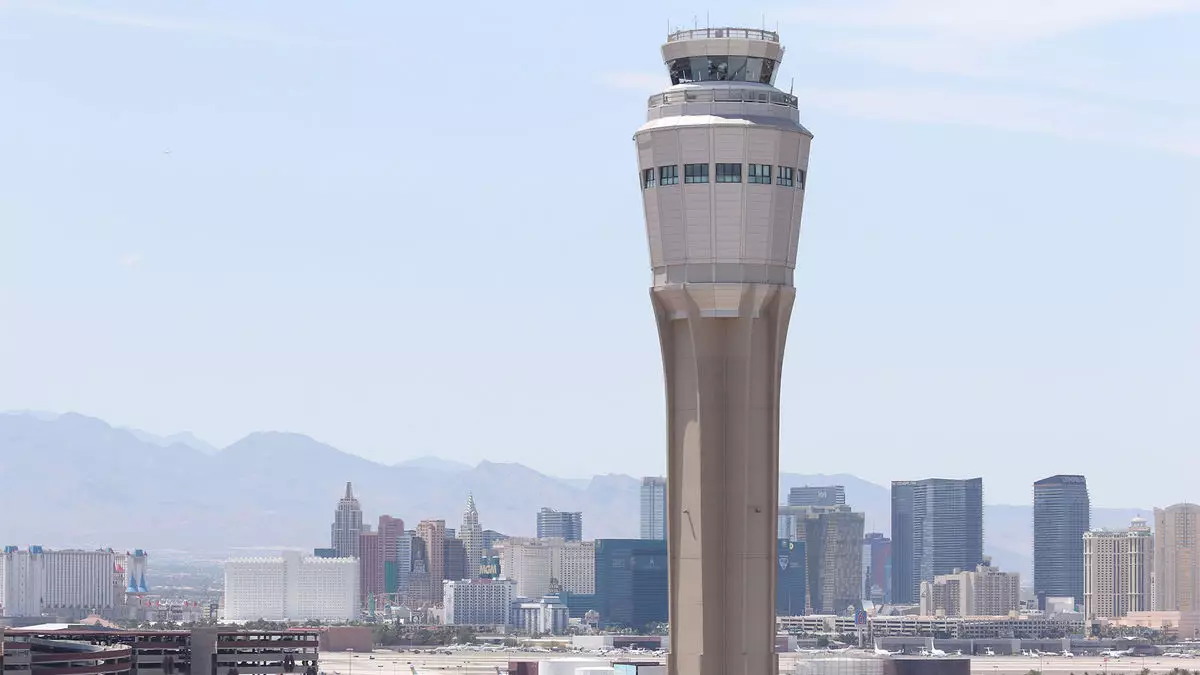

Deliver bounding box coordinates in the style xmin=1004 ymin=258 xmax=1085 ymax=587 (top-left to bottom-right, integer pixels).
xmin=319 ymin=650 xmax=1200 ymax=675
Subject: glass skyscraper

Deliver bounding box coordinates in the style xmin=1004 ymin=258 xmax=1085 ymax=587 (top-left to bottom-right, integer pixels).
xmin=640 ymin=477 xmax=667 ymax=540
xmin=776 ymin=539 xmax=806 ymax=616
xmin=891 ymin=478 xmax=983 ymax=604
xmin=537 ymin=508 xmax=583 ymax=542
xmin=594 ymin=538 xmax=668 ymax=630
xmin=1034 ymin=475 xmax=1090 ymax=608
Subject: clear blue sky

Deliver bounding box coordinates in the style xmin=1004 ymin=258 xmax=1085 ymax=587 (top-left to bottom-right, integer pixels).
xmin=0 ymin=0 xmax=1196 ymax=506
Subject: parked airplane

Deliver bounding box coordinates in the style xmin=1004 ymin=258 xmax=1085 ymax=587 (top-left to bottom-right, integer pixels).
xmin=873 ymin=641 xmax=902 ymax=656
xmin=921 ymin=640 xmax=948 ymax=658
xmin=1101 ymin=650 xmax=1127 ymax=659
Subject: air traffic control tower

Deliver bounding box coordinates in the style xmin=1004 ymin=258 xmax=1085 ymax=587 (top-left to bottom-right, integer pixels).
xmin=634 ymin=27 xmax=813 ymax=675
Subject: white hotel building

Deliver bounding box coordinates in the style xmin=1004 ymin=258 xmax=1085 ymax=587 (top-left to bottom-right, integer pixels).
xmin=443 ymin=578 xmax=515 ymax=626
xmin=1 ymin=546 xmax=122 ymax=617
xmin=223 ymin=551 xmax=357 ymax=622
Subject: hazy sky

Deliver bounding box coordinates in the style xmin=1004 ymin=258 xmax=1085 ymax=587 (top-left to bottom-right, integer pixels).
xmin=1 ymin=0 xmax=1196 ymax=506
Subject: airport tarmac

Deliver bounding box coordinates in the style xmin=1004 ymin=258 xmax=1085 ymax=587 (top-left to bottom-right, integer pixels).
xmin=935 ymin=655 xmax=1192 ymax=675
xmin=321 ymin=650 xmax=1198 ymax=675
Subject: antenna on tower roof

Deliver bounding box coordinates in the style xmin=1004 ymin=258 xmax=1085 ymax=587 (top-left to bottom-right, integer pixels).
xmin=790 ymin=77 xmax=794 ymax=96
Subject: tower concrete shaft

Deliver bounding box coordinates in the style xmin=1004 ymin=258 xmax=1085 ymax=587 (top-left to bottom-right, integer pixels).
xmin=635 ymin=27 xmax=812 ymax=675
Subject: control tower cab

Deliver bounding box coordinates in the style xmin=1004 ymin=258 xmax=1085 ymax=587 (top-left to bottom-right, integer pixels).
xmin=636 ymin=27 xmax=811 ymax=290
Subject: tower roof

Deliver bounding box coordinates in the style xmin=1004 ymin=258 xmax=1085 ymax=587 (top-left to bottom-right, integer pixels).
xmin=666 ymin=27 xmax=779 ymax=43
xmin=344 ymin=481 xmax=354 ymax=499
xmin=1034 ymin=475 xmax=1087 ymax=487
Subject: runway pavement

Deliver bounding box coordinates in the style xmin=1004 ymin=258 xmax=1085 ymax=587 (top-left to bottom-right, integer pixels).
xmin=320 ymin=649 xmax=1198 ymax=675
xmin=947 ymin=655 xmax=1192 ymax=675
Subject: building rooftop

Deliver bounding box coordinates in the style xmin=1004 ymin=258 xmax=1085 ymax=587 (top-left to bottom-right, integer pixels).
xmin=667 ymin=27 xmax=779 ymax=43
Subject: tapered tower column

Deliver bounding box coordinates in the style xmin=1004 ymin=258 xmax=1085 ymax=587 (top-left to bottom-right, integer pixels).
xmin=634 ymin=27 xmax=812 ymax=675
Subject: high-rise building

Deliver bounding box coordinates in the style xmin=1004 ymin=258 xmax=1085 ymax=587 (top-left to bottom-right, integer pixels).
xmin=443 ymin=578 xmax=515 ymax=626
xmin=499 ymin=538 xmax=552 ymax=599
xmin=1154 ymin=503 xmax=1200 ymax=611
xmin=640 ymin=477 xmax=667 ymax=540
xmin=594 ymin=539 xmax=668 ymax=630
xmin=891 ymin=478 xmax=984 ymax=604
xmin=890 ymin=482 xmax=916 ymax=604
xmin=358 ymin=530 xmax=383 ymax=609
xmin=416 ymin=520 xmax=446 ymax=603
xmin=223 ymin=551 xmax=357 ymax=621
xmin=331 ymin=482 xmax=363 ymax=559
xmin=459 ymin=494 xmax=484 ymax=569
xmin=1084 ymin=517 xmax=1152 ymax=619
xmin=919 ymin=560 xmax=1020 ymax=617
xmin=443 ymin=537 xmax=467 ymax=583
xmin=1033 ymin=475 xmax=1090 ymax=609
xmin=536 ymin=508 xmax=583 ymax=542
xmin=636 ymin=26 xmax=812 ymax=675
xmin=405 ymin=534 xmax=432 ymax=605
xmin=0 ymin=546 xmax=123 ymax=618
xmin=863 ymin=533 xmax=892 ymax=604
xmin=788 ymin=486 xmax=846 ymax=507
xmin=378 ymin=515 xmax=405 ymax=594
xmin=783 ymin=505 xmax=864 ymax=613
xmin=776 ymin=539 xmax=806 ymax=616
xmin=553 ymin=539 xmax=596 ymax=595
xmin=497 ymin=538 xmax=595 ymax=598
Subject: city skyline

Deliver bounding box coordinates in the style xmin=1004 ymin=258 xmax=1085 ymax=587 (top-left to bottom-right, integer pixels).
xmin=2 ymin=3 xmax=1194 ymax=508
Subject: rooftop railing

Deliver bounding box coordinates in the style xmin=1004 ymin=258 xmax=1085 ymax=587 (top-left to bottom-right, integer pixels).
xmin=648 ymin=87 xmax=798 ymax=110
xmin=667 ymin=27 xmax=780 ymax=43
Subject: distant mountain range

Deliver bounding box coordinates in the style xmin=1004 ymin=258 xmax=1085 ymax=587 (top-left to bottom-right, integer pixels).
xmin=0 ymin=412 xmax=1148 ymax=579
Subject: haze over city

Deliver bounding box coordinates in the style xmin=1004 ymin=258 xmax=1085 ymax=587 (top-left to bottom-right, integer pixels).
xmin=2 ymin=7 xmax=1200 ymax=675
xmin=1 ymin=2 xmax=1196 ymax=506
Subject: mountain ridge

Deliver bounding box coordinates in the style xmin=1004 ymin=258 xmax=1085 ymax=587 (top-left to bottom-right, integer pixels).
xmin=0 ymin=412 xmax=1146 ymax=579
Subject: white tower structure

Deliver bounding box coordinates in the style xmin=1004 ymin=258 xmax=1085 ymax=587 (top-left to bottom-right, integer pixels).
xmin=634 ymin=27 xmax=812 ymax=675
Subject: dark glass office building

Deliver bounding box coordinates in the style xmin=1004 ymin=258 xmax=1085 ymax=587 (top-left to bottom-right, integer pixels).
xmin=595 ymin=538 xmax=668 ymax=630
xmin=776 ymin=539 xmax=807 ymax=616
xmin=890 ymin=482 xmax=916 ymax=603
xmin=891 ymin=478 xmax=983 ymax=604
xmin=1034 ymin=475 xmax=1089 ymax=608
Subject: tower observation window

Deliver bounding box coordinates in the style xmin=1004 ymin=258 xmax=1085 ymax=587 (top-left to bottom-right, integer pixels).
xmin=798 ymin=169 xmax=807 ymax=189
xmin=659 ymin=165 xmax=679 ymax=186
xmin=668 ymin=56 xmax=779 ymax=85
xmin=748 ymin=164 xmax=771 ymax=184
xmin=642 ymin=168 xmax=655 ymax=189
xmin=715 ymin=163 xmax=742 ymax=183
xmin=777 ymin=166 xmax=794 ymax=187
xmin=684 ymin=163 xmax=708 ymax=183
